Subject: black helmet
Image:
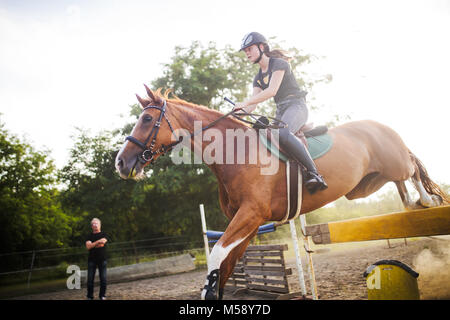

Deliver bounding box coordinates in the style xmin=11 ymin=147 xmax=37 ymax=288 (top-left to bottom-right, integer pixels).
xmin=240 ymin=32 xmax=267 ymax=51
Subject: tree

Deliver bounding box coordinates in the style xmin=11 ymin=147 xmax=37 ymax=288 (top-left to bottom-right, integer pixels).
xmin=117 ymin=104 xmax=229 ymax=241
xmin=152 ymin=41 xmax=256 ymax=110
xmin=152 ymin=39 xmax=332 ymax=116
xmin=59 ymin=39 xmax=335 ymax=254
xmin=58 ymin=128 xmax=143 ymax=245
xmin=147 ymin=39 xmax=332 ymax=225
xmin=0 ymin=119 xmax=73 ymax=254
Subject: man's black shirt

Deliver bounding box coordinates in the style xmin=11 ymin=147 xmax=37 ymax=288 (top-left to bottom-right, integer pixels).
xmin=86 ymin=231 xmax=108 ymax=262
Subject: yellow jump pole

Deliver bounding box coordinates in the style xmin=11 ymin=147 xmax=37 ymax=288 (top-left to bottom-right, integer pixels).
xmin=305 ymin=205 xmax=450 ymax=244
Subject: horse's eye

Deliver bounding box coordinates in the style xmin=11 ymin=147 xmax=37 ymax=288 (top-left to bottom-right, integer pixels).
xmin=143 ymin=115 xmax=153 ymax=123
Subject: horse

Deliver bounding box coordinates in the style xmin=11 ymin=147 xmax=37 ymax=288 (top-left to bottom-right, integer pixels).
xmin=115 ymin=85 xmax=449 ymax=300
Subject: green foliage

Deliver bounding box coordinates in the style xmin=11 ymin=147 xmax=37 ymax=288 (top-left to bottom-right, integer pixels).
xmin=58 ymin=128 xmax=143 ymax=244
xmin=305 ymin=189 xmax=405 ymax=225
xmin=57 ymin=125 xmax=228 ymax=250
xmin=0 ymin=38 xmax=346 ymax=263
xmin=152 ymin=41 xmax=257 ymax=110
xmin=151 ymin=39 xmax=331 ymax=118
xmin=0 ymin=120 xmax=74 ymax=254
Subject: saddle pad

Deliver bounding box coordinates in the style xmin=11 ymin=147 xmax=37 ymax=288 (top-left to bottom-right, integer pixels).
xmin=259 ymin=131 xmax=333 ymax=162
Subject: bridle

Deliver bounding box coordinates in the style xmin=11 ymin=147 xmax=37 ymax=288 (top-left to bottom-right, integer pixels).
xmin=125 ymin=100 xmax=181 ymax=164
xmin=125 ymin=98 xmax=287 ymax=165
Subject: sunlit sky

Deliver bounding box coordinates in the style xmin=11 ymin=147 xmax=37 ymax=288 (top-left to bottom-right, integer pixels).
xmin=1 ymin=0 xmax=449 ymax=191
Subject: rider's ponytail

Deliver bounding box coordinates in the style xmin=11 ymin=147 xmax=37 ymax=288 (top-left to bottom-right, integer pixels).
xmin=261 ymin=43 xmax=291 ymax=62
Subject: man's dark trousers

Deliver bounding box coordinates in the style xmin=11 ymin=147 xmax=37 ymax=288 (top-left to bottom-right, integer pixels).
xmin=87 ymin=260 xmax=107 ymax=299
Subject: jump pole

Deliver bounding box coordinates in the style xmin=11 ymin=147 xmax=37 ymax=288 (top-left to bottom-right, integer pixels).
xmin=303 ymin=205 xmax=450 ymax=244
xmin=199 ymin=204 xmax=210 ymax=268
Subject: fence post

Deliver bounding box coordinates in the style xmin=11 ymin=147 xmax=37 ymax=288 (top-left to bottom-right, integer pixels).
xmin=199 ymin=204 xmax=210 ymax=268
xmin=289 ymin=219 xmax=307 ymax=296
xmin=27 ymin=250 xmax=36 ymax=289
xmin=299 ymin=215 xmax=318 ymax=300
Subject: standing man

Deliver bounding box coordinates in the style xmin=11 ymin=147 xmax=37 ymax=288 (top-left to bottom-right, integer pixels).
xmin=86 ymin=218 xmax=108 ymax=300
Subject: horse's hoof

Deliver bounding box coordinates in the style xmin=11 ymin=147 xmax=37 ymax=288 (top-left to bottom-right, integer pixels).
xmin=417 ymin=195 xmax=442 ymax=208
xmin=201 ymin=269 xmax=220 ymax=300
xmin=203 ymin=290 xmax=217 ymax=300
xmin=431 ymin=194 xmax=443 ymax=206
xmin=204 ymin=289 xmax=223 ymax=300
xmin=414 ymin=200 xmax=427 ymax=209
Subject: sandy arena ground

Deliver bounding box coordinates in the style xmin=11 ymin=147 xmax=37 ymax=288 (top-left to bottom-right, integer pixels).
xmin=13 ymin=237 xmax=450 ymax=300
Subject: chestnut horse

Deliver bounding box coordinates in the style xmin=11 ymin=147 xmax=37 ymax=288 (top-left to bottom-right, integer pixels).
xmin=115 ymin=86 xmax=448 ymax=300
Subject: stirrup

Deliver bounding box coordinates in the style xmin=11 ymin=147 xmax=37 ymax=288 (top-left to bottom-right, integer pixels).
xmin=305 ymin=172 xmax=328 ymax=194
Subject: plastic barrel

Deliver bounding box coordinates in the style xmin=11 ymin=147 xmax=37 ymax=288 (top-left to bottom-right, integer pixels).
xmin=363 ymin=260 xmax=420 ymax=300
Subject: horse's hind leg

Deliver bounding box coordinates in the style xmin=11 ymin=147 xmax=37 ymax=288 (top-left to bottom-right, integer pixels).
xmin=411 ymin=176 xmax=443 ymax=208
xmin=409 ymin=152 xmax=446 ymax=207
xmin=395 ymin=181 xmax=419 ymax=210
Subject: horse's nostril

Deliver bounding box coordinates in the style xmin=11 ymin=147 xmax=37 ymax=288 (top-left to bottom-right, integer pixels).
xmin=116 ymin=158 xmax=124 ymax=169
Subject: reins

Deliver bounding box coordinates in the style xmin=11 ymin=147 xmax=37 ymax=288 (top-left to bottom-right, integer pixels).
xmin=223 ymin=97 xmax=287 ymax=130
xmin=125 ymin=97 xmax=287 ymax=165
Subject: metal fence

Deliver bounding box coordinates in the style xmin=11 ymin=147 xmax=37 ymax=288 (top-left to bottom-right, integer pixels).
xmin=0 ymin=236 xmax=205 ymax=298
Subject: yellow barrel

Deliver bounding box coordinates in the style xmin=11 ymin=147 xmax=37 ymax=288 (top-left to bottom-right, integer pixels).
xmin=363 ymin=260 xmax=420 ymax=300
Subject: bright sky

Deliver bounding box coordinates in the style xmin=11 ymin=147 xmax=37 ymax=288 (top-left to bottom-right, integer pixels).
xmin=1 ymin=0 xmax=449 ymax=189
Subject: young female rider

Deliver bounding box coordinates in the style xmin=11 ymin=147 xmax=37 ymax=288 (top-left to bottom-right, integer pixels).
xmin=235 ymin=32 xmax=327 ymax=194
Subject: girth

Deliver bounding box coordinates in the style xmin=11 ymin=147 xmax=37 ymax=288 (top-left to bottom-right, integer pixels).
xmin=281 ymin=160 xmax=303 ymax=223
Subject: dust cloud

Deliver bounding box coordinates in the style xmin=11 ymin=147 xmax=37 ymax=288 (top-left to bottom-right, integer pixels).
xmin=413 ymin=239 xmax=450 ymax=299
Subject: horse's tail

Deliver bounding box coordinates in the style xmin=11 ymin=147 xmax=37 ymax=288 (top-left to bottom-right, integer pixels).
xmin=409 ymin=151 xmax=450 ymax=204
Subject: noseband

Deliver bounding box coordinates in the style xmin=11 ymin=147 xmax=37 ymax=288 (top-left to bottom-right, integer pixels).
xmin=125 ymin=100 xmax=182 ymax=164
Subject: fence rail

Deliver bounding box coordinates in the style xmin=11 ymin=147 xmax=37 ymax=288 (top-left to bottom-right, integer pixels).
xmin=0 ymin=236 xmax=205 ymax=295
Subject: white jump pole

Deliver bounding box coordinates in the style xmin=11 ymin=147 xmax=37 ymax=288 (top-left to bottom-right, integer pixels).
xmin=289 ymin=219 xmax=307 ymax=296
xmin=199 ymin=204 xmax=210 ymax=268
xmin=299 ymin=214 xmax=318 ymax=300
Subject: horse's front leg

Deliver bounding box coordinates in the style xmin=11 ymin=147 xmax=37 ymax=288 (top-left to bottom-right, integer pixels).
xmin=201 ymin=204 xmax=265 ymax=300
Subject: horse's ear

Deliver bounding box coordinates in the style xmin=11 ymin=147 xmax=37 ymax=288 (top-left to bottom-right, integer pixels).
xmin=136 ymin=94 xmax=148 ymax=108
xmin=143 ymin=84 xmax=155 ymax=99
xmin=143 ymin=84 xmax=161 ymax=105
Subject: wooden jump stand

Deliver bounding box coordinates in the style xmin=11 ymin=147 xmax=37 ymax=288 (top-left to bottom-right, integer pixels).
xmin=200 ymin=204 xmax=315 ymax=300
xmin=201 ymin=204 xmax=450 ymax=300
xmin=226 ymin=244 xmax=293 ymax=299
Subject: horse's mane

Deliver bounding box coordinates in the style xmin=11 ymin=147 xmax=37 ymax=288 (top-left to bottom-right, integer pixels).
xmin=151 ymin=88 xmax=249 ymax=128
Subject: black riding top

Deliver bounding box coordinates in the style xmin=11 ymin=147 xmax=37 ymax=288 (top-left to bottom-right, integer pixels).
xmin=253 ymin=57 xmax=306 ymax=104
xmin=87 ymin=231 xmax=108 ymax=262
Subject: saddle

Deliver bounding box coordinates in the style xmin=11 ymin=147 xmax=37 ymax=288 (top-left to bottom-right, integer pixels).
xmin=256 ymin=121 xmax=332 ymax=223
xmin=295 ymin=123 xmax=329 ymax=147
xmin=258 ymin=122 xmax=331 ymax=162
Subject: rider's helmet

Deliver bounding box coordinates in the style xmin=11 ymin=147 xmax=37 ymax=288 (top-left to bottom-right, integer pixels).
xmin=239 ymin=32 xmax=267 ymax=51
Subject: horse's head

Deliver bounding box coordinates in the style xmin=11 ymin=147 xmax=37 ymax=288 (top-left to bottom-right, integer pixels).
xmin=115 ymin=85 xmax=179 ymax=179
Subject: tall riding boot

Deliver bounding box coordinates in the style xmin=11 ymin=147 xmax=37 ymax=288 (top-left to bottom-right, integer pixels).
xmin=279 ymin=128 xmax=328 ymax=194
